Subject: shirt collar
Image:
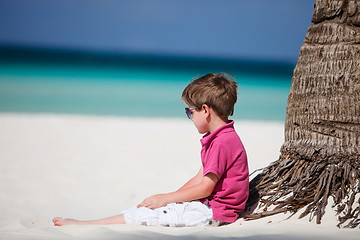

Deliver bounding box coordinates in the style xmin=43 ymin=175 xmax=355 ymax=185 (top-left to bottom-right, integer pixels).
xmin=200 ymin=120 xmax=235 ymax=147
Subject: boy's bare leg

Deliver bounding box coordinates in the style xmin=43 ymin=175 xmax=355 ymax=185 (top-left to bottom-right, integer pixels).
xmin=53 ymin=214 xmax=126 ymax=226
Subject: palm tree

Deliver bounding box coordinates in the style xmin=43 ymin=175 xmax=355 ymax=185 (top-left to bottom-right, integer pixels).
xmin=245 ymin=0 xmax=360 ymax=228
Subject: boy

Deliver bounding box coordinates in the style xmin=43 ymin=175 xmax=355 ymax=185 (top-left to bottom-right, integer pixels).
xmin=53 ymin=73 xmax=249 ymax=227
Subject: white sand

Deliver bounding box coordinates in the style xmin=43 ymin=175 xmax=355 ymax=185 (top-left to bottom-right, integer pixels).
xmin=0 ymin=113 xmax=358 ymax=239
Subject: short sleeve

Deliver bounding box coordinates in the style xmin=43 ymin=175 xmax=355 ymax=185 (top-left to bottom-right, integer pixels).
xmin=202 ymin=143 xmax=228 ymax=180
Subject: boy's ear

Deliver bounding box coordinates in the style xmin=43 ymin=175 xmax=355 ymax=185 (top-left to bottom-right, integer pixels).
xmin=202 ymin=104 xmax=210 ymax=114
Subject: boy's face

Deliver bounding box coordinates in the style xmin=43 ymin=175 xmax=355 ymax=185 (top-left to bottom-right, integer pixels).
xmin=187 ymin=105 xmax=209 ymax=134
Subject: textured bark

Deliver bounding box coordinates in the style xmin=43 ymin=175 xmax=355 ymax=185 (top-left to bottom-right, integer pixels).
xmin=245 ymin=0 xmax=360 ymax=228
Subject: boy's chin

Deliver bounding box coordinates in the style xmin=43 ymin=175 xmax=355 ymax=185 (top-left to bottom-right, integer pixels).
xmin=197 ymin=129 xmax=208 ymax=134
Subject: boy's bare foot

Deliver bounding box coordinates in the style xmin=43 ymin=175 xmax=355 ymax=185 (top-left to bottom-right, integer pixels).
xmin=53 ymin=214 xmax=126 ymax=226
xmin=53 ymin=217 xmax=79 ymax=226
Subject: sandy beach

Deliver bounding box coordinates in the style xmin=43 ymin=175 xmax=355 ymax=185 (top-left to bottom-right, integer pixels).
xmin=0 ymin=113 xmax=358 ymax=239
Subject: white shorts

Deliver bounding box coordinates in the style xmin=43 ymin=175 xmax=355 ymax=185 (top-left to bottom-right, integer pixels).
xmin=122 ymin=201 xmax=213 ymax=227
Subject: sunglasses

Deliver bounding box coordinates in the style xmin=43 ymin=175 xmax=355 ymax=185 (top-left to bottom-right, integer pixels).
xmin=185 ymin=107 xmax=201 ymax=119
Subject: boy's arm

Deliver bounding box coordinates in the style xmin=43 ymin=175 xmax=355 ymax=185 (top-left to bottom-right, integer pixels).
xmin=137 ymin=172 xmax=218 ymax=209
xmin=176 ymin=166 xmax=204 ymax=192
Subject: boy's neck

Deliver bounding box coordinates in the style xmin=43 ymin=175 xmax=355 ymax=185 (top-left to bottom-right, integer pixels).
xmin=208 ymin=116 xmax=229 ymax=133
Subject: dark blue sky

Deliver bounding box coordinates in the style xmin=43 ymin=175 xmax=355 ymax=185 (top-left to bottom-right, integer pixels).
xmin=0 ymin=0 xmax=314 ymax=64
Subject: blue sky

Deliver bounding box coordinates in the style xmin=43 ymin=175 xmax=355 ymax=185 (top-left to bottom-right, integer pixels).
xmin=0 ymin=0 xmax=314 ymax=64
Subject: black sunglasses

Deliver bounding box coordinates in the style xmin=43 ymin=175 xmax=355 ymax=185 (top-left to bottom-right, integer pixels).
xmin=185 ymin=107 xmax=201 ymax=119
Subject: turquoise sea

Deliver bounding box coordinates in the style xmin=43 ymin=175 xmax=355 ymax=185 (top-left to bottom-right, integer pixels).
xmin=0 ymin=47 xmax=294 ymax=121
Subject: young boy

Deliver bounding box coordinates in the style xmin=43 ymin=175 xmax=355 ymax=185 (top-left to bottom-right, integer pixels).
xmin=53 ymin=73 xmax=249 ymax=227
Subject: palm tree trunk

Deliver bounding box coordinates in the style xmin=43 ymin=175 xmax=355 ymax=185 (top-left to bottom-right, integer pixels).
xmin=245 ymin=0 xmax=360 ymax=228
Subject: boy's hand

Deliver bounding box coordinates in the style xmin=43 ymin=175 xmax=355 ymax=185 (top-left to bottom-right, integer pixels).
xmin=137 ymin=194 xmax=169 ymax=209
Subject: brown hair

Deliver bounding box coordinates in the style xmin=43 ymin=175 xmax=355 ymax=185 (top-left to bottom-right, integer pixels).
xmin=182 ymin=73 xmax=238 ymax=118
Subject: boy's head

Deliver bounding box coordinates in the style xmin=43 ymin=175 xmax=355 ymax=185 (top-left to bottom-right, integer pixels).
xmin=182 ymin=73 xmax=238 ymax=119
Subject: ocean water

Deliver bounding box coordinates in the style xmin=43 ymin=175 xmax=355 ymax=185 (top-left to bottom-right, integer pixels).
xmin=0 ymin=49 xmax=293 ymax=121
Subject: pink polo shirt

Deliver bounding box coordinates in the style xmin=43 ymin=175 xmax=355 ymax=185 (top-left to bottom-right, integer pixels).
xmin=200 ymin=121 xmax=249 ymax=223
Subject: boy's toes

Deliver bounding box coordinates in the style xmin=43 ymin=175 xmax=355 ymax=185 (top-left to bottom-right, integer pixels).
xmin=52 ymin=217 xmax=64 ymax=226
